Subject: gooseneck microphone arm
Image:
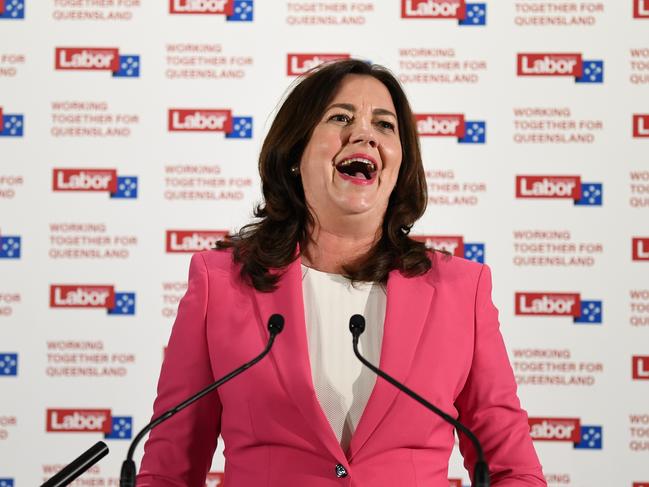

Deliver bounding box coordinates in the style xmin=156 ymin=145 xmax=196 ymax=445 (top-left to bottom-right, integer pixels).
xmin=41 ymin=441 xmax=109 ymax=487
xmin=119 ymin=313 xmax=285 ymax=487
xmin=348 ymin=314 xmax=490 ymax=487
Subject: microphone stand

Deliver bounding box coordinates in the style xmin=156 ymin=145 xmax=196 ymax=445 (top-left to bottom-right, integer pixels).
xmin=348 ymin=314 xmax=489 ymax=487
xmin=119 ymin=314 xmax=285 ymax=487
xmin=41 ymin=441 xmax=109 ymax=487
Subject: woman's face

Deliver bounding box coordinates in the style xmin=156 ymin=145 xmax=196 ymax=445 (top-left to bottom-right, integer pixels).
xmin=299 ymin=74 xmax=402 ymax=228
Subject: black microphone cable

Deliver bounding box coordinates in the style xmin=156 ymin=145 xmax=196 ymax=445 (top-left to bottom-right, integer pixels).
xmin=119 ymin=313 xmax=285 ymax=487
xmin=348 ymin=314 xmax=489 ymax=487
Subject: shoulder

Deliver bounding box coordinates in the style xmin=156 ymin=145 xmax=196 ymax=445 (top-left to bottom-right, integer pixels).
xmin=417 ymin=250 xmax=493 ymax=302
xmin=426 ymin=250 xmax=486 ymax=285
xmin=189 ymin=248 xmax=238 ymax=279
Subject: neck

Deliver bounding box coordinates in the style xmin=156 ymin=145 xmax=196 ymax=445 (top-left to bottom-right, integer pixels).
xmin=302 ymin=217 xmax=381 ymax=274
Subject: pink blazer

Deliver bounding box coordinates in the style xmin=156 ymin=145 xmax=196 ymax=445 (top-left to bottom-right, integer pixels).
xmin=137 ymin=250 xmax=546 ymax=487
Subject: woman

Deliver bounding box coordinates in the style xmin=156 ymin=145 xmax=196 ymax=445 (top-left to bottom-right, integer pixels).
xmin=137 ymin=60 xmax=546 ymax=486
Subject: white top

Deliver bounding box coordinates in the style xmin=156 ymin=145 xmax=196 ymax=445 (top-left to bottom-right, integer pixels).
xmin=301 ymin=264 xmax=387 ymax=452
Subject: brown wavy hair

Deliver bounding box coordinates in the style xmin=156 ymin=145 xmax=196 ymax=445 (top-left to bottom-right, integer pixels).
xmin=217 ymin=59 xmax=431 ymax=291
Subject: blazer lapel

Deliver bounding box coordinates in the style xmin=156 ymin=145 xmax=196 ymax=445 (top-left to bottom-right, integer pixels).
xmin=251 ymin=257 xmax=345 ymax=462
xmin=347 ymin=269 xmax=435 ymax=460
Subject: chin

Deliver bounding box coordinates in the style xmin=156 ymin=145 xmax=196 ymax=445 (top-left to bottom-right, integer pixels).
xmin=335 ymin=199 xmax=377 ymax=216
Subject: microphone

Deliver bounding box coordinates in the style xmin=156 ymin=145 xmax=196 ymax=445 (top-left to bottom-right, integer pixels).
xmin=41 ymin=441 xmax=109 ymax=487
xmin=349 ymin=314 xmax=490 ymax=487
xmin=119 ymin=313 xmax=285 ymax=487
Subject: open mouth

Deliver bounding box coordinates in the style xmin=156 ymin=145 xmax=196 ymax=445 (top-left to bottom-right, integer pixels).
xmin=335 ymin=157 xmax=378 ymax=182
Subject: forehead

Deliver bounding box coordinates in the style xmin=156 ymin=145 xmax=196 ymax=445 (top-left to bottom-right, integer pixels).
xmin=328 ymin=74 xmax=396 ymax=111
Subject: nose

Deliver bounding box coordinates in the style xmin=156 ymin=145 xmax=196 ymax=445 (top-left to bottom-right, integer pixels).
xmin=348 ymin=117 xmax=377 ymax=148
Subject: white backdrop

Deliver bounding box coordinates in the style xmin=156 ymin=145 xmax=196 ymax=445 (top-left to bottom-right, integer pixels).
xmin=1 ymin=1 xmax=649 ymax=486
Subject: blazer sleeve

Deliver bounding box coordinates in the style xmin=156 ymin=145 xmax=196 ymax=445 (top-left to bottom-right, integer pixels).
xmin=137 ymin=252 xmax=222 ymax=487
xmin=454 ymin=264 xmax=547 ymax=486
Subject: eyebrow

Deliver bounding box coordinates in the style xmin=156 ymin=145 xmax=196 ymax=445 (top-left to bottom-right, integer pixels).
xmin=326 ymin=102 xmax=397 ymax=120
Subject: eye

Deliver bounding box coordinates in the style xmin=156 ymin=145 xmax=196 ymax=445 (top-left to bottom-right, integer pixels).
xmin=376 ymin=120 xmax=396 ymax=131
xmin=328 ymin=113 xmax=352 ymax=124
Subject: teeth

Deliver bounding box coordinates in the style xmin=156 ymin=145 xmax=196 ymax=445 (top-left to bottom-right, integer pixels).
xmin=337 ymin=158 xmax=377 ymax=172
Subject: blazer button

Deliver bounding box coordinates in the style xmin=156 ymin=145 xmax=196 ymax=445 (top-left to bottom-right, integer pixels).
xmin=334 ymin=464 xmax=348 ymax=478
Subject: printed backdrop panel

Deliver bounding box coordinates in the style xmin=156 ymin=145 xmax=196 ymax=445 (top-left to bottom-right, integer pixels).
xmin=1 ymin=1 xmax=648 ymax=486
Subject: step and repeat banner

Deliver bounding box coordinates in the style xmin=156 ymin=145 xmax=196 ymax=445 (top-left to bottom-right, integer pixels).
xmin=1 ymin=1 xmax=648 ymax=486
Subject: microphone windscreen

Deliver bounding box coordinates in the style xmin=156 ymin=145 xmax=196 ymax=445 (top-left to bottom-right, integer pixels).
xmin=268 ymin=314 xmax=285 ymax=334
xmin=349 ymin=314 xmax=366 ymax=337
